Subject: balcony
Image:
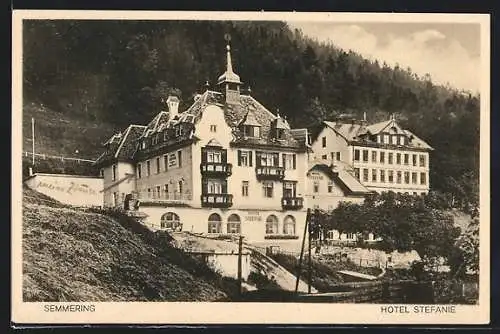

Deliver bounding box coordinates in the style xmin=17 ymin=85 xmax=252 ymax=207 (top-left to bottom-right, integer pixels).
xmin=201 ymin=193 xmax=233 ymax=208
xmin=138 ymin=192 xmax=192 ymax=206
xmin=200 ymin=162 xmax=232 ymax=177
xmin=281 ymin=197 xmax=304 ymax=210
xmin=255 ymin=166 xmax=285 ymax=180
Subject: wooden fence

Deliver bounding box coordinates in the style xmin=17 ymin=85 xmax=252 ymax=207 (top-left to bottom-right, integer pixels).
xmin=23 ymin=151 xmax=96 ymax=164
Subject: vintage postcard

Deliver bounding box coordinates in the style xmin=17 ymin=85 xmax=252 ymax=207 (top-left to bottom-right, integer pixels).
xmin=11 ymin=10 xmax=490 ymax=325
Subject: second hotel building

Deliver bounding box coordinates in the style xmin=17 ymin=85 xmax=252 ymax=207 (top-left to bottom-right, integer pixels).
xmin=95 ymin=43 xmax=310 ymax=243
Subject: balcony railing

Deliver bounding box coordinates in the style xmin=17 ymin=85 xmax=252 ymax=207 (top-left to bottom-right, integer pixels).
xmin=138 ymin=192 xmax=192 ymax=205
xmin=281 ymin=197 xmax=304 ymax=210
xmin=200 ymin=162 xmax=232 ymax=177
xmin=200 ymin=193 xmax=233 ymax=208
xmin=255 ymin=166 xmax=285 ymax=180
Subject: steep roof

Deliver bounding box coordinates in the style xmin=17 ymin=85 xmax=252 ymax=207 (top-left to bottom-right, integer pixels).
xmin=94 ymin=124 xmax=146 ymax=166
xmin=308 ymin=164 xmax=371 ymax=196
xmin=324 ymin=121 xmax=366 ymax=142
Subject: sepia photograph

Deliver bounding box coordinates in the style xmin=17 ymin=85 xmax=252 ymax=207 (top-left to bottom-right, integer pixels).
xmin=12 ymin=10 xmax=490 ymax=324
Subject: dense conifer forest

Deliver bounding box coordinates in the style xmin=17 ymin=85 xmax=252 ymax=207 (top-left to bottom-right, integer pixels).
xmin=22 ymin=20 xmax=480 ymax=210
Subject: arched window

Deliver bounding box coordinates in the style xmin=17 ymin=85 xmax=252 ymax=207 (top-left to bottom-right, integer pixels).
xmin=208 ymin=213 xmax=222 ymax=234
xmin=283 ymin=215 xmax=296 ymax=235
xmin=227 ymin=214 xmax=241 ymax=234
xmin=265 ymin=215 xmax=279 ymax=234
xmin=161 ymin=212 xmax=181 ymax=231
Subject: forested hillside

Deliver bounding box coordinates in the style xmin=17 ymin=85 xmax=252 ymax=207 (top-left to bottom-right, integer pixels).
xmin=22 ymin=20 xmax=480 ymax=209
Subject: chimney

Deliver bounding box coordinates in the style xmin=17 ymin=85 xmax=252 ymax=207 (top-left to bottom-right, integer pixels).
xmin=166 ymin=95 xmax=180 ymax=119
xmin=363 ymin=112 xmax=367 ymax=121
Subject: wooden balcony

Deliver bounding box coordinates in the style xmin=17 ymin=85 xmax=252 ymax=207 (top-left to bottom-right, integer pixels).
xmin=200 ymin=162 xmax=232 ymax=177
xmin=281 ymin=197 xmax=304 ymax=210
xmin=200 ymin=193 xmax=233 ymax=208
xmin=255 ymin=166 xmax=285 ymax=181
xmin=138 ymin=192 xmax=192 ymax=206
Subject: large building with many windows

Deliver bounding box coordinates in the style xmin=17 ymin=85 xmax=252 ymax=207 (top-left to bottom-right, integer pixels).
xmin=310 ymin=116 xmax=433 ymax=196
xmin=95 ymin=43 xmax=311 ymax=245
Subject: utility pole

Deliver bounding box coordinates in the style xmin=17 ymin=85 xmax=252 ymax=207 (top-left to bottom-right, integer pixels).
xmin=237 ymin=235 xmax=243 ymax=296
xmin=308 ymin=213 xmax=312 ymax=294
xmin=295 ymin=208 xmax=310 ymax=294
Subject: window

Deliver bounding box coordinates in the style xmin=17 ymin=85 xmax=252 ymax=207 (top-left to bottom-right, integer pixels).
xmin=322 ymin=136 xmax=327 ymax=148
xmin=321 ymin=154 xmax=327 ymax=160
xmin=397 ymin=171 xmax=402 ymax=184
xmin=100 ymin=169 xmax=104 ymax=178
xmin=363 ymin=169 xmax=369 ymax=182
xmin=412 ymin=154 xmax=417 ymax=166
xmin=146 ymin=160 xmax=151 ymax=176
xmin=178 ymin=180 xmax=183 ymax=194
xmin=412 ymin=172 xmax=418 ymax=184
xmin=265 ymin=215 xmax=279 ymax=234
xmin=354 ymin=168 xmax=360 ymax=180
xmin=404 ymin=154 xmax=409 ymax=165
xmin=243 ymin=125 xmax=260 ymax=137
xmin=276 ymin=128 xmax=285 ymax=140
xmin=207 ymin=180 xmax=222 ymax=194
xmin=227 ymin=214 xmax=241 ymax=234
xmin=112 ymin=192 xmax=118 ymax=206
xmin=112 ymin=164 xmax=117 ymax=181
xmin=147 ymin=188 xmax=151 ymax=198
xmin=313 ymin=181 xmax=319 ymax=193
xmin=420 ymin=173 xmax=427 ymax=185
xmin=283 ymin=153 xmax=297 ymax=169
xmin=384 ymin=134 xmax=389 ymax=143
xmin=404 ymin=172 xmax=410 ymax=184
xmin=238 ymin=150 xmax=253 ymax=167
xmin=327 ymin=181 xmax=334 ymax=193
xmin=399 ymin=136 xmax=405 ymax=146
xmin=354 ymin=149 xmax=360 ymax=162
xmin=378 ymin=135 xmax=383 ymax=144
xmin=163 ymin=155 xmax=168 ymax=171
xmin=336 ymin=152 xmax=341 ymax=161
xmin=380 ymin=152 xmax=385 ymax=164
xmin=346 ymin=233 xmax=355 ymax=240
xmin=156 ymin=157 xmax=161 ymax=174
xmin=419 ymin=154 xmax=426 ymax=167
xmin=163 ymin=184 xmax=169 ymax=195
xmin=372 ymin=169 xmax=377 ymax=182
xmin=258 ymin=152 xmax=279 ymax=167
xmin=396 ymin=153 xmax=401 ymax=165
xmin=242 ymin=181 xmax=249 ymax=197
xmin=207 ymin=151 xmax=222 ymax=163
xmin=177 ymin=150 xmax=182 ymax=167
xmin=156 ymin=185 xmax=161 ymax=198
xmin=362 ymin=150 xmax=369 ymax=162
xmin=263 ymin=181 xmax=274 ymax=198
xmin=210 ymin=125 xmax=217 ymax=132
xmin=161 ymin=212 xmax=181 ymax=230
xmin=152 ymin=135 xmax=158 ymax=145
xmin=388 ymin=170 xmax=394 ymax=183
xmin=168 ymin=153 xmax=177 ymax=168
xmin=136 ymin=164 xmax=142 ymax=178
xmin=208 ymin=213 xmax=222 ymax=234
xmin=388 ymin=153 xmax=393 ymax=164
xmin=391 ymin=135 xmax=398 ymax=145
xmin=283 ymin=215 xmax=296 ymax=235
xmin=371 ymin=151 xmax=377 ymax=163
xmin=330 ymin=152 xmax=335 ymax=161
xmin=380 ymin=170 xmax=386 ymax=183
xmin=283 ymin=181 xmax=296 ymax=198
xmin=141 ymin=141 xmax=146 ymax=149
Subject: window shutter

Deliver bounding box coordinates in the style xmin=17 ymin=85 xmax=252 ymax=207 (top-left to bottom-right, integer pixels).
xmin=292 ymin=154 xmax=296 ymax=169
xmin=237 ymin=150 xmax=242 ymax=166
xmin=202 ymin=180 xmax=208 ymax=194
xmin=222 ymin=150 xmax=227 ymax=163
xmin=282 ymin=154 xmax=286 ymax=168
xmin=222 ymin=180 xmax=228 ymax=193
xmin=201 ymin=148 xmax=207 ymax=163
xmin=249 ymin=151 xmax=253 ymax=167
xmin=255 ymin=151 xmax=261 ymax=167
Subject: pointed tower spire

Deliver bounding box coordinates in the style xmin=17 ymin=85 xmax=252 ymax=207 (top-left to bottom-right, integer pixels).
xmin=217 ymin=36 xmax=242 ymax=105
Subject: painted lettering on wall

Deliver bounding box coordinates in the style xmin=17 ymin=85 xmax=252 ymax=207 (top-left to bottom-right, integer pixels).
xmin=245 ymin=211 xmax=262 ymax=222
xmin=36 ymin=180 xmax=98 ymax=195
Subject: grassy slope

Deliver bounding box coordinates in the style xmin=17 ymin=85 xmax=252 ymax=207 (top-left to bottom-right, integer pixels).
xmin=22 ymin=188 xmax=238 ymax=302
xmin=23 ymin=102 xmax=118 ymax=160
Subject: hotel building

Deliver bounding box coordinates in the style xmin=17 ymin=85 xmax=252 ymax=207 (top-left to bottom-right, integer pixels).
xmin=310 ymin=117 xmax=433 ymax=196
xmin=95 ymin=43 xmax=311 ymax=245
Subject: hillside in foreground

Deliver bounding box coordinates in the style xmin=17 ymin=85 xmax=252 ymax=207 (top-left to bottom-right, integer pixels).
xmin=22 ymin=187 xmax=238 ymax=302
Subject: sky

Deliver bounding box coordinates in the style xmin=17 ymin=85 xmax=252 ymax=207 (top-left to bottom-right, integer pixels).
xmin=286 ymin=22 xmax=481 ymax=93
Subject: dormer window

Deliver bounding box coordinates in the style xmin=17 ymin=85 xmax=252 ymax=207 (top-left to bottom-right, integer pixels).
xmin=163 ymin=131 xmax=169 ymax=141
xmin=276 ymin=128 xmax=285 ymax=140
xmin=243 ymin=125 xmax=260 ymax=138
xmin=141 ymin=141 xmax=146 ymax=149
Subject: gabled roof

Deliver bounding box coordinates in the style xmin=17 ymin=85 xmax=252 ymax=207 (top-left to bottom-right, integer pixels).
xmin=365 ymin=119 xmax=393 ymax=134
xmin=94 ymin=124 xmax=146 ymax=166
xmin=308 ymin=164 xmax=371 ymax=196
xmin=238 ymin=109 xmax=261 ymax=127
xmin=323 ymin=121 xmax=366 ymax=142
